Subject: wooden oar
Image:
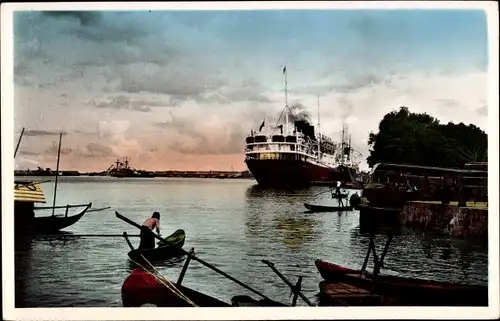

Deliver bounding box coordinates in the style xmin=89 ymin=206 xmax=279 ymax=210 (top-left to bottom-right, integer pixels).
xmin=115 ymin=211 xmax=277 ymax=303
xmin=261 ymin=259 xmax=314 ymax=306
xmin=86 ymin=207 xmax=112 ymax=213
xmin=36 ymin=234 xmax=141 ymax=238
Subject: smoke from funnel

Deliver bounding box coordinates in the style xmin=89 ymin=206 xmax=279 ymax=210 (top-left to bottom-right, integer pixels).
xmin=288 ymin=102 xmax=312 ymax=124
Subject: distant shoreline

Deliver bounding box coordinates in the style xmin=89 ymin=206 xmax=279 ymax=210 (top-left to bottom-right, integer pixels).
xmin=14 ymin=169 xmax=254 ymax=179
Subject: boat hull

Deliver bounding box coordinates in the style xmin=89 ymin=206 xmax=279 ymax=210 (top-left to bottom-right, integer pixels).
xmin=304 ymin=203 xmax=354 ymax=212
xmin=15 ymin=203 xmax=91 ymax=236
xmin=245 ymin=158 xmax=352 ymax=187
xmin=128 ymin=241 xmax=186 ymax=263
xmin=315 ymin=259 xmax=488 ymax=306
xmin=127 ymin=229 xmax=186 ymax=263
xmin=121 ymin=268 xmax=286 ymax=307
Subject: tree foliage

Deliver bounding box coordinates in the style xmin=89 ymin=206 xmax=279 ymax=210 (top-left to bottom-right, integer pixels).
xmin=367 ymin=107 xmax=488 ymax=168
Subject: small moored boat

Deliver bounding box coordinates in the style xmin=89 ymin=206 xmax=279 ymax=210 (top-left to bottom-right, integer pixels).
xmin=14 ymin=180 xmax=92 ymax=236
xmin=304 ymin=202 xmax=354 ymax=212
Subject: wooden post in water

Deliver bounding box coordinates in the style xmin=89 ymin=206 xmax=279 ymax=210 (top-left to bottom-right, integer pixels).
xmin=360 ymin=232 xmax=374 ymax=275
xmin=291 ymin=276 xmax=302 ymax=307
xmin=52 ymin=133 xmax=63 ymax=216
xmin=123 ymin=232 xmax=135 ymax=250
xmin=177 ymin=248 xmax=195 ymax=286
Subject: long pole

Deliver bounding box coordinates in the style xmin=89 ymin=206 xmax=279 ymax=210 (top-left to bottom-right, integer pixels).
xmin=14 ymin=127 xmax=25 ymax=158
xmin=52 ymin=133 xmax=63 ymax=216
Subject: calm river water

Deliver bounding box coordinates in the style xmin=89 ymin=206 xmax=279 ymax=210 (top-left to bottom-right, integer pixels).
xmin=13 ymin=176 xmax=488 ymax=307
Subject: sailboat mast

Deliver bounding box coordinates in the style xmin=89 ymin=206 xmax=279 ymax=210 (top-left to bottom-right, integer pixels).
xmin=52 ymin=132 xmax=63 ymax=216
xmin=14 ymin=127 xmax=25 ymax=158
xmin=284 ymin=66 xmax=288 ymax=135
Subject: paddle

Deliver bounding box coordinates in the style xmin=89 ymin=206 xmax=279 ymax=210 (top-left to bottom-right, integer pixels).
xmin=115 ymin=211 xmax=277 ymax=303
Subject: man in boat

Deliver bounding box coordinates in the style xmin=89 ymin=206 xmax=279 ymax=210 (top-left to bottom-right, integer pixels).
xmin=332 ymin=181 xmax=345 ymax=207
xmin=139 ymin=212 xmax=161 ymax=250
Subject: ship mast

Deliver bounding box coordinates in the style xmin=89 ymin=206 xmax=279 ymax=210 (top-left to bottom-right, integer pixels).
xmin=341 ymin=125 xmax=345 ymax=165
xmin=284 ymin=66 xmax=288 ymax=135
xmin=317 ymin=93 xmax=321 ymax=160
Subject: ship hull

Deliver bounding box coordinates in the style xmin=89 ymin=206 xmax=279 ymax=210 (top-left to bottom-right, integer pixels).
xmin=245 ymin=158 xmax=353 ymax=188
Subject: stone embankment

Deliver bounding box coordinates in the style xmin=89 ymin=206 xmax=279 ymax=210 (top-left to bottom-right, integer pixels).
xmin=401 ymin=201 xmax=488 ymax=238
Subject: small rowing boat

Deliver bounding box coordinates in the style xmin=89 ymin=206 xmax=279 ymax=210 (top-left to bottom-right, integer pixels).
xmin=125 ymin=229 xmax=186 ymax=263
xmin=304 ymin=202 xmax=353 ymax=212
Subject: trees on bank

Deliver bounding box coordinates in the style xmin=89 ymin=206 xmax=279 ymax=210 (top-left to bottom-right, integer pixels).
xmin=367 ymin=107 xmax=487 ymax=168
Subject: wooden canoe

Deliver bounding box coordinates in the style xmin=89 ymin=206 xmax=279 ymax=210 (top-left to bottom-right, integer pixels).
xmin=304 ymin=202 xmax=354 ymax=212
xmin=315 ymin=259 xmax=488 ymax=306
xmin=127 ymin=229 xmax=186 ymax=263
xmin=121 ymin=268 xmax=286 ymax=307
xmin=16 ymin=202 xmax=92 ymax=235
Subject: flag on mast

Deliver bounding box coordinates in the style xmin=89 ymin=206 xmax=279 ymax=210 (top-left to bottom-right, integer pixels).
xmin=283 ymin=66 xmax=286 ymax=75
xmin=259 ymin=120 xmax=265 ymax=132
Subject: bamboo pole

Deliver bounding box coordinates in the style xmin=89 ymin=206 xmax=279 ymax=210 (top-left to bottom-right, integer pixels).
xmin=51 ymin=133 xmax=63 ymax=216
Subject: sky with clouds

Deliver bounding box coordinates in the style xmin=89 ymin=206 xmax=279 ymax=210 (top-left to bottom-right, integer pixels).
xmin=12 ymin=7 xmax=489 ymax=171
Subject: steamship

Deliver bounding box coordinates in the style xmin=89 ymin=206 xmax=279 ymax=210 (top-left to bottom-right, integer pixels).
xmin=106 ymin=157 xmax=155 ymax=178
xmin=244 ymin=67 xmax=359 ymax=188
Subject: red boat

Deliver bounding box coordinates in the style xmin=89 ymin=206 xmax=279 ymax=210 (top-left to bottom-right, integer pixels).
xmin=122 ymin=268 xmax=286 ymax=307
xmin=315 ymin=259 xmax=488 ymax=306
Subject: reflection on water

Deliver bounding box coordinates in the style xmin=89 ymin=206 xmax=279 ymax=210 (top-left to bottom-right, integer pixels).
xmin=272 ymin=215 xmax=316 ymax=252
xmin=13 ymin=177 xmax=488 ymax=307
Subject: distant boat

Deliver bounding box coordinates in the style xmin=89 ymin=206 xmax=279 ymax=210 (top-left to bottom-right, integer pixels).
xmin=106 ymin=157 xmax=156 ymax=178
xmin=244 ymin=67 xmax=359 ymax=188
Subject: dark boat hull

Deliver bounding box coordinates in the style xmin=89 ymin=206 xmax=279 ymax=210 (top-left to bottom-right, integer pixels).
xmin=304 ymin=203 xmax=354 ymax=212
xmin=245 ymin=158 xmax=352 ymax=187
xmin=121 ymin=268 xmax=285 ymax=307
xmin=315 ymin=259 xmax=488 ymax=306
xmin=127 ymin=229 xmax=186 ymax=263
xmin=16 ymin=203 xmax=91 ymax=235
xmin=128 ymin=241 xmax=186 ymax=263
